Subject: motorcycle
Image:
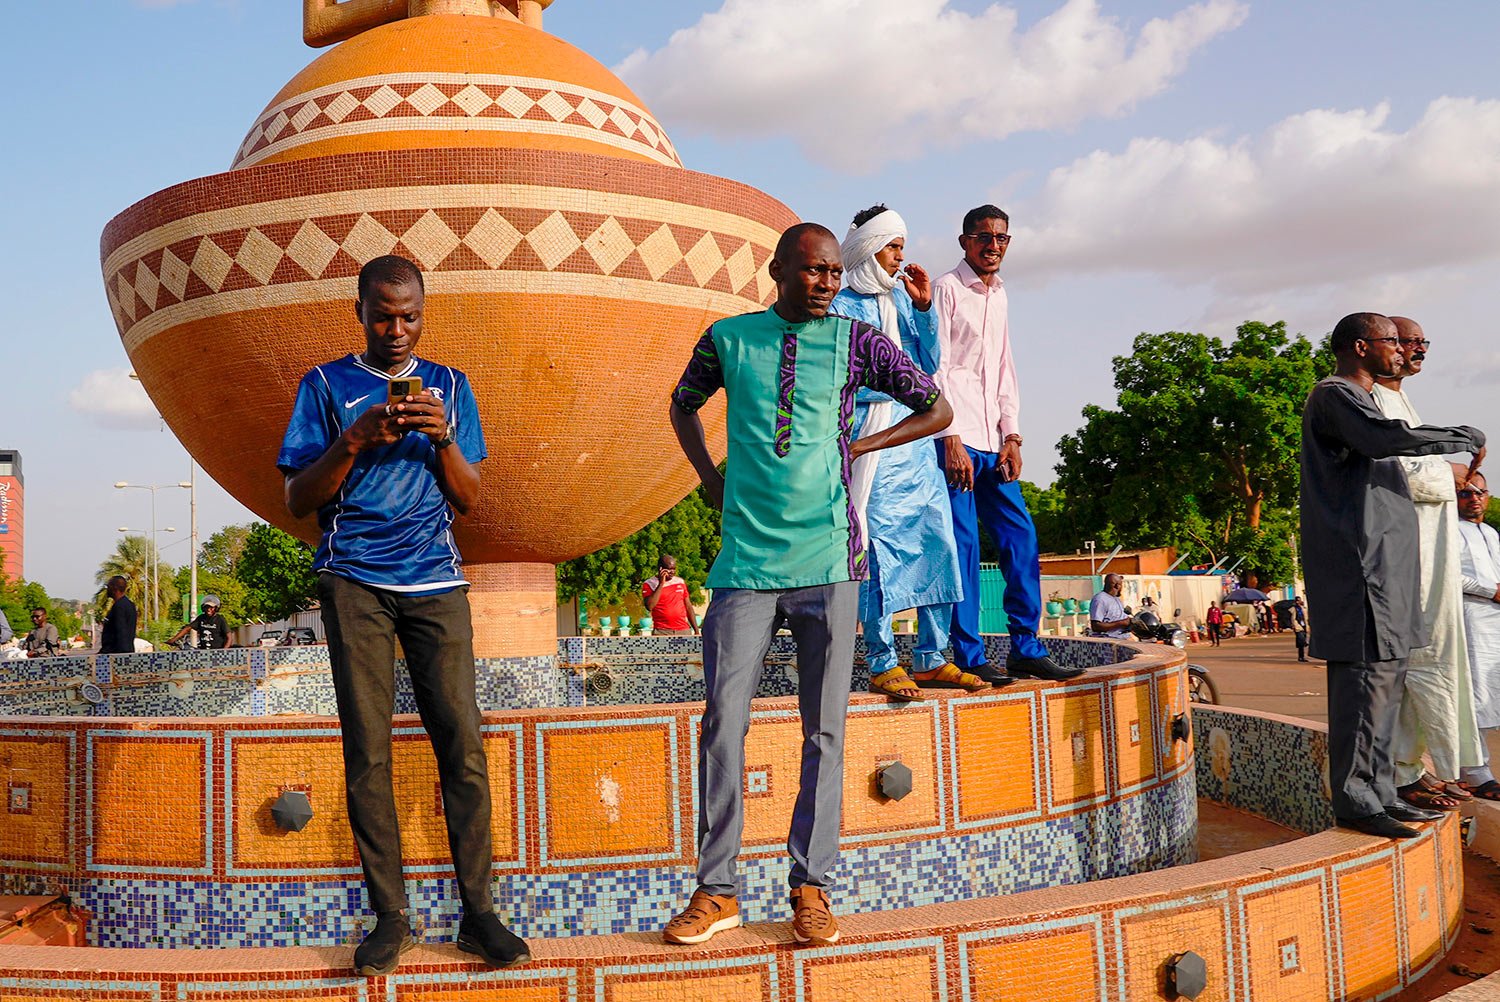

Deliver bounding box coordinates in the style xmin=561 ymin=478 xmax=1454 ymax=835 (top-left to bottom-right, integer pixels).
xmin=1129 ymin=610 xmax=1220 ymax=704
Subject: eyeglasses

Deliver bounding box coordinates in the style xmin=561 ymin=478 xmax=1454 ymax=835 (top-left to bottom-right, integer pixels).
xmin=1399 ymin=338 xmax=1432 ymax=349
xmin=964 ymin=232 xmax=1011 ymax=246
xmin=1357 ymin=336 xmax=1400 ymax=345
xmin=1458 ymin=488 xmax=1490 ymax=499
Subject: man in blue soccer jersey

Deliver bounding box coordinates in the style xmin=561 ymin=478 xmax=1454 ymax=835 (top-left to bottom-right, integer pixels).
xmin=278 ymin=255 xmax=528 ymax=976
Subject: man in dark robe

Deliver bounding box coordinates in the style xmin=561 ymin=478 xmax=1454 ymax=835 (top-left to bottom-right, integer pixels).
xmin=1300 ymin=311 xmax=1485 ymax=838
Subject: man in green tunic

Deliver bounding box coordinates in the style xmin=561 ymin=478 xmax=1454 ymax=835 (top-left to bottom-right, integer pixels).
xmin=663 ymin=223 xmax=953 ymax=947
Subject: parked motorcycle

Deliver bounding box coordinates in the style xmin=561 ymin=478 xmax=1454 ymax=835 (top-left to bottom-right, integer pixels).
xmin=1129 ymin=611 xmax=1220 ymax=704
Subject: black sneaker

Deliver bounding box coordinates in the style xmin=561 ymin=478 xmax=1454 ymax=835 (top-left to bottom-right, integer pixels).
xmin=1005 ymin=653 xmax=1085 ymax=681
xmin=966 ymin=663 xmax=1017 ymax=687
xmin=457 ymin=912 xmax=530 ymax=968
xmin=353 ymin=911 xmax=416 ymax=976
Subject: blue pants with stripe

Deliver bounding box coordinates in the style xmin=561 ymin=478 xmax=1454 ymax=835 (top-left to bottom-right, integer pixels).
xmin=945 ymin=445 xmax=1046 ymax=666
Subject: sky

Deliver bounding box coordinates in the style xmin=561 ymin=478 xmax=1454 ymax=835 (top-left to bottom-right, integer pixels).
xmin=6 ymin=0 xmax=1499 ymax=600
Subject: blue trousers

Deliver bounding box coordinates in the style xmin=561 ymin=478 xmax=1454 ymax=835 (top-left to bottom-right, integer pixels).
xmin=946 ymin=445 xmax=1045 ymax=665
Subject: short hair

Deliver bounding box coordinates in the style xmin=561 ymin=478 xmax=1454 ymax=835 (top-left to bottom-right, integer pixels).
xmin=1471 ymin=470 xmax=1489 ymax=489
xmin=658 ymin=553 xmax=676 ymax=566
xmin=357 ymin=254 xmax=424 ymax=301
xmin=31 ymin=606 xmax=45 ymax=614
xmin=107 ymin=575 xmax=129 ymax=590
xmin=773 ymin=222 xmax=838 ymax=263
xmin=1104 ymin=572 xmax=1124 ymax=588
xmin=962 ymin=204 xmax=1009 ymax=234
xmin=1329 ymin=312 xmax=1390 ymax=352
xmin=851 ymin=204 xmax=888 ymax=228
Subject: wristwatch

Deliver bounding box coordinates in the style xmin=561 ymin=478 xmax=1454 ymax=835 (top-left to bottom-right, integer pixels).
xmin=435 ymin=421 xmax=456 ymax=450
xmin=1004 ymin=434 xmax=1023 ymax=446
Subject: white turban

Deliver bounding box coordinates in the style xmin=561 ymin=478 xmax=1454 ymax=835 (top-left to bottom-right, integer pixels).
xmin=840 ymin=208 xmax=908 ymax=529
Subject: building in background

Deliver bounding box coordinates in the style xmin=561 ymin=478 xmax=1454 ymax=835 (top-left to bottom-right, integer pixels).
xmin=0 ymin=449 xmax=21 ymax=581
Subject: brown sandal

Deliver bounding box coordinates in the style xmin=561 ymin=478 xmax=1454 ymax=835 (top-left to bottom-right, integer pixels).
xmin=910 ymin=663 xmax=988 ymax=693
xmin=1460 ymin=780 xmax=1500 ymax=802
xmin=869 ymin=666 xmax=925 ymax=702
xmin=1398 ymin=781 xmax=1462 ymax=811
xmin=1421 ymin=773 xmax=1474 ymax=801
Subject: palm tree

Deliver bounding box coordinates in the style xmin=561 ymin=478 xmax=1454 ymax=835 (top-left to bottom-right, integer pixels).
xmin=95 ymin=535 xmax=179 ymax=623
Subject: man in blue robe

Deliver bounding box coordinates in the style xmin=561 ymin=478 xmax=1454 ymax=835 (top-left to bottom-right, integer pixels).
xmin=832 ymin=205 xmax=982 ymax=699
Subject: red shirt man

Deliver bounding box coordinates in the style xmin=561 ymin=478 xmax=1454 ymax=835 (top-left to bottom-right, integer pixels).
xmin=643 ymin=555 xmax=694 ymax=634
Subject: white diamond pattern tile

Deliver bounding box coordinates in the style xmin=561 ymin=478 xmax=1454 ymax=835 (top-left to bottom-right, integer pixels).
xmin=607 ymin=107 xmax=637 ymax=135
xmin=573 ymin=97 xmax=608 ymax=129
xmin=495 ymin=87 xmax=535 ymax=118
xmin=636 ymin=225 xmax=684 ymax=281
xmin=401 ymin=211 xmax=462 ymax=270
xmin=525 ymin=211 xmax=583 ymax=271
xmin=582 ymin=217 xmax=635 ymax=274
xmin=682 ymin=233 xmax=726 ymax=287
xmin=535 ymin=91 xmax=575 ymax=122
xmin=322 ymin=92 xmax=361 ymax=124
xmin=157 ymin=249 xmax=191 ymax=301
xmin=405 ymin=83 xmax=449 ymax=117
xmin=362 ymin=85 xmax=403 ymax=117
xmin=235 ymin=229 xmax=285 ymax=286
xmin=133 ymin=260 xmax=160 ymax=311
xmin=464 ymin=209 xmax=524 ymax=268
xmin=264 ymin=111 xmax=290 ymax=140
xmin=285 ymin=221 xmax=342 ymax=279
xmin=290 ymin=102 xmax=322 ymax=133
xmin=723 ymin=243 xmax=757 ymax=295
xmin=190 ymin=239 xmax=235 ymax=293
xmin=451 ymin=84 xmax=494 ymax=117
xmin=115 ymin=273 xmax=137 ymax=321
xmin=341 ymin=215 xmax=399 ymax=265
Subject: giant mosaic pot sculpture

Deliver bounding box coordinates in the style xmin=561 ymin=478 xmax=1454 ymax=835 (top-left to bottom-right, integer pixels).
xmin=100 ymin=0 xmax=796 ymax=655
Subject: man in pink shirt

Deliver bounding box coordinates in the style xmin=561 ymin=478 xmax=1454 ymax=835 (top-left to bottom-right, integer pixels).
xmin=934 ymin=205 xmax=1081 ymax=682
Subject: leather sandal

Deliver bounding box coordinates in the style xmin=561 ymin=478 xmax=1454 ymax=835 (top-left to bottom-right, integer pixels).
xmin=1397 ymin=781 xmax=1461 ymax=811
xmin=869 ymin=666 xmax=924 ymax=702
xmin=910 ymin=663 xmax=987 ymax=692
xmin=1459 ymin=780 xmax=1500 ymax=802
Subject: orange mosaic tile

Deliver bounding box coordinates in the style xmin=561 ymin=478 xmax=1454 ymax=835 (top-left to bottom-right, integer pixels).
xmin=390 ymin=730 xmax=520 ymax=865
xmin=1157 ymin=672 xmax=1191 ymax=775
xmin=231 ymin=734 xmax=356 ymax=869
xmin=741 ymin=714 xmax=806 ymax=848
xmin=1336 ymin=857 xmax=1400 ymax=999
xmin=91 ymin=734 xmax=207 ymax=869
xmin=541 ymin=721 xmax=676 ymax=861
xmin=1240 ymin=876 xmax=1331 ymax=1001
xmin=1118 ymin=900 xmax=1230 ymax=1002
xmin=951 ymin=696 xmax=1038 ymax=823
xmin=1046 ymin=688 xmax=1108 ymax=808
xmin=602 ymin=967 xmax=770 ymax=1002
xmin=0 ymin=733 xmax=70 ymax=866
xmin=802 ymin=947 xmax=938 ymax=1001
xmin=966 ymin=925 xmax=1104 ymax=1000
xmin=394 ymin=980 xmax=570 ymax=1002
xmin=1400 ymin=834 xmax=1444 ymax=974
xmin=1112 ymin=682 xmax=1156 ymax=791
xmin=841 ymin=707 xmax=941 ymax=836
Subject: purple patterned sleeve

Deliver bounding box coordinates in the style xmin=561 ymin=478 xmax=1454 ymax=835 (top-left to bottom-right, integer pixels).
xmin=849 ymin=320 xmax=940 ymax=411
xmin=672 ymin=329 xmax=723 ymax=413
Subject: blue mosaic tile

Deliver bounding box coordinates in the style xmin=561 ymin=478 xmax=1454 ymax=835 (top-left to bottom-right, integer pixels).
xmin=1193 ymin=706 xmax=1334 ymax=835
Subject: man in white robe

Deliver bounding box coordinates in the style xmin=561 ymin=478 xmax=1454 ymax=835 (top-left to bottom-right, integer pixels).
xmin=1456 ymin=468 xmax=1500 ymax=799
xmin=1371 ymin=317 xmax=1484 ymax=809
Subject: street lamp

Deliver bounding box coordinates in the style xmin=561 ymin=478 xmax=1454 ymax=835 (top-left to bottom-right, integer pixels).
xmin=115 ymin=525 xmax=175 ymax=622
xmin=126 ymin=372 xmax=201 ymax=616
xmin=114 ymin=479 xmax=190 ymax=622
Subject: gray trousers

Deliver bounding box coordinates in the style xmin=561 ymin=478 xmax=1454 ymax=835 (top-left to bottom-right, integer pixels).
xmin=318 ymin=573 xmax=494 ymax=916
xmin=1327 ymin=657 xmax=1409 ymax=819
xmin=696 ymin=582 xmax=858 ymax=897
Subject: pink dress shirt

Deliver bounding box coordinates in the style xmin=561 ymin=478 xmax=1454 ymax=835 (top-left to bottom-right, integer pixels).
xmin=932 ymin=259 xmax=1020 ymax=452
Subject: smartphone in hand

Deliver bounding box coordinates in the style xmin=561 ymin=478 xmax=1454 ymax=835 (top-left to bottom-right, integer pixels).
xmin=388 ymin=376 xmax=423 ymax=404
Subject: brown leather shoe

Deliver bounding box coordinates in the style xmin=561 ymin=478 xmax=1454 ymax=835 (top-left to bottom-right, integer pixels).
xmin=790 ymin=885 xmax=840 ymax=945
xmin=663 ymin=889 xmax=740 ymax=945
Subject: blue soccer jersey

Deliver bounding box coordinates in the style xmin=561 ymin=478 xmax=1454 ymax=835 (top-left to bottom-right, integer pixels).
xmin=277 ymin=354 xmax=488 ymax=593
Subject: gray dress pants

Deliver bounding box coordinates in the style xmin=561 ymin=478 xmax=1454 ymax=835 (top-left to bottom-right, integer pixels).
xmin=318 ymin=573 xmax=494 ymax=916
xmin=1327 ymin=657 xmax=1409 ymax=819
xmin=696 ymin=581 xmax=859 ymax=897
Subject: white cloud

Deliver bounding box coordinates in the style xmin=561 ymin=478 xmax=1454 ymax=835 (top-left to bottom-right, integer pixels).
xmin=1013 ymin=97 xmax=1500 ymax=294
xmin=617 ymin=0 xmax=1246 ymax=170
xmin=68 ymin=369 xmax=162 ymax=429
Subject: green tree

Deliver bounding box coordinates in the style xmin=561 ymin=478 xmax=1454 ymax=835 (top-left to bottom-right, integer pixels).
xmin=1054 ymin=321 xmax=1321 ymax=587
xmin=235 ymin=523 xmax=319 ymax=621
xmin=557 ymin=483 xmax=720 ymax=610
xmin=94 ymin=535 xmax=179 ymax=626
xmin=200 ymin=523 xmax=253 ymax=577
xmin=0 ymin=576 xmax=82 ymax=641
xmin=167 ymin=523 xmax=256 ymax=625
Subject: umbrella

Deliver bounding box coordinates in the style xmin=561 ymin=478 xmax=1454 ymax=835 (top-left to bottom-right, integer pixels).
xmin=1272 ymin=598 xmax=1297 ymax=612
xmin=1224 ymin=587 xmax=1270 ymax=602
